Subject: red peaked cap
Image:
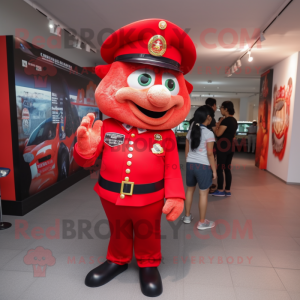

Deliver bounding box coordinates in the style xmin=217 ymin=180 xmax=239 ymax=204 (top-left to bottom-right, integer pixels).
xmin=96 ymin=19 xmax=196 ymax=92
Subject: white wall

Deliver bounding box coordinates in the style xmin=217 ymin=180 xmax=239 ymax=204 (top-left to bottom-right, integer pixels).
xmin=267 ymin=52 xmax=299 ymax=182
xmin=287 ymin=52 xmax=300 ymax=183
xmin=0 ymin=0 xmax=101 ymax=67
xmin=239 ymin=95 xmax=259 ymax=121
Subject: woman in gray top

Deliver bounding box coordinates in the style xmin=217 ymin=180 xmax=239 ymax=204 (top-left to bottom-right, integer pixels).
xmin=182 ymin=106 xmax=217 ymax=230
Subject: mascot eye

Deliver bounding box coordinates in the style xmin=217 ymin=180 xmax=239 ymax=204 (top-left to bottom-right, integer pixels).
xmin=162 ymin=73 xmax=179 ymax=95
xmin=127 ymin=69 xmax=155 ymax=90
xmin=165 ymin=79 xmax=175 ymax=91
xmin=138 ymin=74 xmax=152 ymax=86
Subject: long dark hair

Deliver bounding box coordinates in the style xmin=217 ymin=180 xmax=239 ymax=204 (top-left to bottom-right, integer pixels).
xmin=191 ymin=105 xmax=214 ymax=150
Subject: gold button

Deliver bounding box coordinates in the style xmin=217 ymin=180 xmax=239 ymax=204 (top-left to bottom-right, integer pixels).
xmin=125 ymin=177 xmax=129 ymax=181
xmin=126 ymin=169 xmax=130 ymax=174
xmin=131 ymin=134 xmax=135 ymax=137
xmin=127 ymin=161 xmax=132 ymax=166
xmin=159 ymin=21 xmax=167 ymax=30
xmin=128 ymin=154 xmax=133 ymax=158
xmin=120 ymin=194 xmax=125 ymax=199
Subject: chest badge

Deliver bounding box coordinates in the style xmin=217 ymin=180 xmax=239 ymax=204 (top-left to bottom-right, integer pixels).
xmin=151 ymin=143 xmax=164 ymax=154
xmin=104 ymin=132 xmax=125 ymax=147
xmin=154 ymin=134 xmax=162 ymax=141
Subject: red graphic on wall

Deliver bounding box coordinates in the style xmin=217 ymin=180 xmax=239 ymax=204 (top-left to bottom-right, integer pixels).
xmin=86 ymin=81 xmax=97 ymax=105
xmin=77 ymin=88 xmax=85 ymax=103
xmin=23 ymin=246 xmax=56 ymax=277
xmin=255 ymin=69 xmax=273 ymax=169
xmin=271 ymin=78 xmax=292 ymax=161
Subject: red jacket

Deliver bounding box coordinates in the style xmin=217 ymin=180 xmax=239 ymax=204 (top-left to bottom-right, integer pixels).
xmin=73 ymin=118 xmax=185 ymax=206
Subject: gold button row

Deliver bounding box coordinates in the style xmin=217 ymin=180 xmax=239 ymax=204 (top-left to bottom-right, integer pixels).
xmin=121 ymin=135 xmax=135 ymax=199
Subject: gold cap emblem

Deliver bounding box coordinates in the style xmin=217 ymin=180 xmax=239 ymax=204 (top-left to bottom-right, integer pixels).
xmin=148 ymin=35 xmax=167 ymax=57
xmin=159 ymin=21 xmax=167 ymax=30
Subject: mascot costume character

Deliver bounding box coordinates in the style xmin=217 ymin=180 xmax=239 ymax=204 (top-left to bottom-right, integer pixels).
xmin=74 ymin=19 xmax=196 ymax=297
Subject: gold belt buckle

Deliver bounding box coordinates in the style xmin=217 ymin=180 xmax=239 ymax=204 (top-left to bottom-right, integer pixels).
xmin=120 ymin=181 xmax=134 ymax=196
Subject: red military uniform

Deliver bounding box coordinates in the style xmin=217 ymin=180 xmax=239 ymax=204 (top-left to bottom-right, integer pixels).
xmin=74 ymin=118 xmax=185 ymax=267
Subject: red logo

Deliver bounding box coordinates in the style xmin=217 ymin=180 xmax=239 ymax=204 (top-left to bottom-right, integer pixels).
xmin=23 ymin=246 xmax=56 ymax=277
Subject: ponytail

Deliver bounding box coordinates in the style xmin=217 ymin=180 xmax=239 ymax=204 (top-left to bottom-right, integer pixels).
xmin=191 ymin=123 xmax=201 ymax=150
xmin=190 ymin=105 xmax=214 ymax=151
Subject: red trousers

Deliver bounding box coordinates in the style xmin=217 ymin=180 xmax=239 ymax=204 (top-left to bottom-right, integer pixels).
xmin=101 ymin=198 xmax=164 ymax=268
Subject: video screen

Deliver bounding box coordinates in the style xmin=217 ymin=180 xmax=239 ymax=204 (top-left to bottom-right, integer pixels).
xmin=13 ymin=37 xmax=100 ymax=198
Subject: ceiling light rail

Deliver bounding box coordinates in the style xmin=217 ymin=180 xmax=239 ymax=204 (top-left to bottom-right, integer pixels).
xmin=227 ymin=0 xmax=294 ymax=77
xmin=23 ymin=0 xmax=97 ymax=53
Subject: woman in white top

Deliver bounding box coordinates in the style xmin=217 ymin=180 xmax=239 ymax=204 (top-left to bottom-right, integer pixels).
xmin=182 ymin=106 xmax=217 ymax=230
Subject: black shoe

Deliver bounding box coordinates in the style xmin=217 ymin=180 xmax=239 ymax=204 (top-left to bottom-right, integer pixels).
xmin=139 ymin=267 xmax=163 ymax=297
xmin=85 ymin=260 xmax=128 ymax=287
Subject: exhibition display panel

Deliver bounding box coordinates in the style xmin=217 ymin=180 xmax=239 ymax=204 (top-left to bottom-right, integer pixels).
xmin=0 ymin=36 xmax=101 ymax=215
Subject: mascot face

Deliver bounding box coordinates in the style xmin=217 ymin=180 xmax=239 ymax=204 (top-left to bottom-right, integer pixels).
xmin=95 ymin=62 xmax=190 ymax=130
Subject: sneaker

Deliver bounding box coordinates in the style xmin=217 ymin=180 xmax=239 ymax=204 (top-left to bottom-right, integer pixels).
xmin=197 ymin=219 xmax=216 ymax=230
xmin=211 ymin=190 xmax=226 ymax=197
xmin=225 ymin=191 xmax=231 ymax=197
xmin=181 ymin=214 xmax=193 ymax=224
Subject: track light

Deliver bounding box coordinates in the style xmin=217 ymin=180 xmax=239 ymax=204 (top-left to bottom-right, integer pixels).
xmin=260 ymin=32 xmax=266 ymax=42
xmin=48 ymin=20 xmax=54 ymax=29
xmin=73 ymin=38 xmax=82 ymax=50
xmin=50 ymin=24 xmax=61 ymax=37
xmin=236 ymin=59 xmax=242 ymax=68
xmin=85 ymin=44 xmax=90 ymax=52
xmin=248 ymin=51 xmax=253 ymax=62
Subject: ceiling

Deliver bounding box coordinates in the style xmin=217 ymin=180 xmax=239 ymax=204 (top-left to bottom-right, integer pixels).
xmin=26 ymin=0 xmax=300 ymax=99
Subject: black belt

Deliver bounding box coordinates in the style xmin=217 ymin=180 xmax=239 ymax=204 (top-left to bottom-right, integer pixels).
xmin=98 ymin=176 xmax=164 ymax=195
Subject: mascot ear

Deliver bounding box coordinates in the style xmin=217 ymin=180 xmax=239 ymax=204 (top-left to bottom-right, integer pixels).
xmin=185 ymin=80 xmax=193 ymax=94
xmin=95 ymin=64 xmax=112 ymax=79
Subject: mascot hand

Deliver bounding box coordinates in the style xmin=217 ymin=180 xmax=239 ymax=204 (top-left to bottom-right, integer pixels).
xmin=77 ymin=113 xmax=102 ymax=157
xmin=162 ymin=198 xmax=184 ymax=221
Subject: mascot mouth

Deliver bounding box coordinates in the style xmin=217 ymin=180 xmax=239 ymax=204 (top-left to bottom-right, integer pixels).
xmin=128 ymin=101 xmax=175 ymax=126
xmin=135 ymin=104 xmax=168 ymax=119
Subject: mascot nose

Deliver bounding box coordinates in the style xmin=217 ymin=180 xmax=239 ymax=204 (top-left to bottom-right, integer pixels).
xmin=147 ymin=85 xmax=171 ymax=108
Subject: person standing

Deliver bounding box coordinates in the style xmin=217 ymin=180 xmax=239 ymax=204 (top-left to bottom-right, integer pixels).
xmin=182 ymin=106 xmax=217 ymax=230
xmin=205 ymin=98 xmax=217 ymax=192
xmin=205 ymin=98 xmax=217 ymax=132
xmin=211 ymin=101 xmax=237 ymax=197
xmin=247 ymin=121 xmax=257 ymax=153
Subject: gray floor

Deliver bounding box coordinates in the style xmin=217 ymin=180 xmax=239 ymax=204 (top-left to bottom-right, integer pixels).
xmin=1 ymin=152 xmax=300 ymax=300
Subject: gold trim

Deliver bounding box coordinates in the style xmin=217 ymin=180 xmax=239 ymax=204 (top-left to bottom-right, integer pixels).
xmin=148 ymin=35 xmax=167 ymax=57
xmin=120 ymin=181 xmax=134 ymax=196
xmin=159 ymin=21 xmax=167 ymax=30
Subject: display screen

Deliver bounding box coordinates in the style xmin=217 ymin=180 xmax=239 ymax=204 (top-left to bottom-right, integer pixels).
xmin=236 ymin=122 xmax=252 ymax=134
xmin=175 ymin=121 xmax=190 ymax=132
xmin=13 ymin=37 xmax=100 ymax=198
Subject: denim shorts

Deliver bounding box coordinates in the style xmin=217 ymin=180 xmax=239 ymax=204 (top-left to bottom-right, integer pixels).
xmin=186 ymin=162 xmax=212 ymax=190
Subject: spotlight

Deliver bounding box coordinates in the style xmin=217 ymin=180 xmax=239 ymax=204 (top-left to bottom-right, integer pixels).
xmin=260 ymin=32 xmax=266 ymax=42
xmin=49 ymin=20 xmax=54 ymax=29
xmin=50 ymin=24 xmax=61 ymax=37
xmin=236 ymin=59 xmax=242 ymax=68
xmin=85 ymin=44 xmax=90 ymax=52
xmin=248 ymin=51 xmax=253 ymax=62
xmin=73 ymin=38 xmax=82 ymax=50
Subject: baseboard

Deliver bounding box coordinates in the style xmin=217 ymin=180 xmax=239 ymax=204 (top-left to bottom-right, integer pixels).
xmin=265 ymin=169 xmax=300 ymax=185
xmin=2 ymin=169 xmax=90 ymax=216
